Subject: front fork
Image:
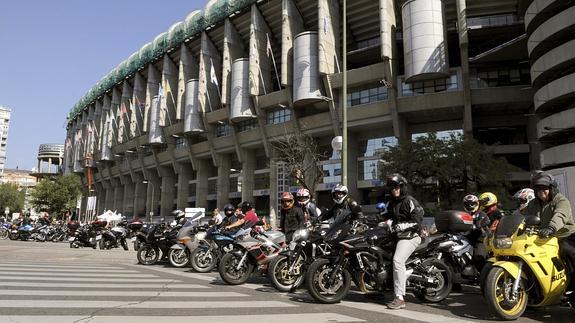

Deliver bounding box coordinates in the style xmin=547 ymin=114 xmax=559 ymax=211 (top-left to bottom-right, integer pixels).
xmin=236 ymin=251 xmax=249 ymax=270
xmin=511 ymin=262 xmax=523 ymax=299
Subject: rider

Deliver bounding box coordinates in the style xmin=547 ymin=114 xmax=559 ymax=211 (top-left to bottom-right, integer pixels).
xmin=224 ymin=201 xmax=259 ymax=233
xmin=512 ymin=188 xmax=535 ymax=215
xmin=218 ymin=204 xmax=237 ymax=228
xmin=382 ymin=173 xmax=424 ymax=310
xmin=171 ymin=210 xmax=187 ymax=227
xmin=210 ymin=208 xmax=224 ymax=226
xmin=319 ymin=184 xmax=363 ymax=225
xmin=523 ymin=172 xmax=575 ymax=276
xmin=278 ymin=191 xmax=306 ymax=242
xmin=462 ymin=194 xmax=490 ymax=271
xmin=478 ymin=192 xmax=504 ymax=232
xmin=295 ymin=187 xmax=321 ymax=224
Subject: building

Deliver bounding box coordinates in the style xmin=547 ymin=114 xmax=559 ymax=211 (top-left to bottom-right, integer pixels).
xmin=32 ymin=144 xmax=64 ymax=181
xmin=65 ymin=0 xmax=547 ymax=222
xmin=0 ymin=106 xmax=11 ymax=180
xmin=1 ymin=168 xmax=36 ymax=211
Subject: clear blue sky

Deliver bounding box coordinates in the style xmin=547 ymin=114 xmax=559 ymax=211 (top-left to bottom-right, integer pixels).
xmin=0 ymin=0 xmax=205 ymax=170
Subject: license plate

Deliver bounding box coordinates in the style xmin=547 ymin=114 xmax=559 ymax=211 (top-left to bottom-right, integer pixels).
xmin=289 ymin=241 xmax=297 ymax=250
xmin=68 ymin=237 xmax=75 ymax=242
xmin=96 ymin=235 xmax=102 ymax=240
xmin=130 ymin=237 xmax=137 ymax=242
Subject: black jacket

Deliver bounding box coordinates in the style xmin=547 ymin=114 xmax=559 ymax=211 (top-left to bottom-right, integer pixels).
xmin=279 ymin=206 xmax=306 ymax=235
xmin=384 ymin=195 xmax=424 ymax=233
xmin=320 ymin=197 xmax=364 ymax=224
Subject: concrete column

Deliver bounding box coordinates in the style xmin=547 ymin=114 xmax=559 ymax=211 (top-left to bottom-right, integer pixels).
xmin=132 ymin=172 xmax=146 ymax=219
xmin=249 ymin=4 xmax=273 ymax=95
xmin=113 ymin=179 xmax=124 ymax=213
xmin=159 ymin=166 xmax=176 ymax=217
xmin=269 ymin=155 xmax=279 ymax=228
xmin=241 ymin=149 xmax=255 ymax=203
xmin=104 ymin=181 xmax=114 ymax=213
xmin=281 ymin=0 xmax=304 ymax=86
xmin=145 ymin=171 xmax=161 ymax=221
xmin=37 ymin=160 xmax=41 ymax=174
xmin=48 ymin=158 xmax=52 ymax=173
xmin=122 ymin=176 xmax=135 ymax=218
xmin=346 ymin=132 xmax=360 ymax=201
xmin=456 ymin=0 xmax=473 ymax=135
xmin=177 ymin=163 xmax=192 ymax=209
xmin=95 ymin=182 xmax=105 ymax=215
xmin=195 ymin=159 xmax=210 ymax=208
xmin=217 ymin=155 xmax=231 ymax=208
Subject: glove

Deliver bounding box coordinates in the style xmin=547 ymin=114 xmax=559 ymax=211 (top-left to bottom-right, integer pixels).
xmin=538 ymin=227 xmax=555 ymax=238
xmin=394 ymin=222 xmax=416 ymax=232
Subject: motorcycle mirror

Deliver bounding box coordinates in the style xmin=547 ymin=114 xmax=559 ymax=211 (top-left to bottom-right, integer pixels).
xmin=525 ymin=215 xmax=540 ymax=226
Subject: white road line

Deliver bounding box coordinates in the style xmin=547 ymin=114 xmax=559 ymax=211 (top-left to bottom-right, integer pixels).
xmin=0 ymin=282 xmax=207 ymax=289
xmin=0 ymin=267 xmax=139 ymax=273
xmin=1 ymin=276 xmax=177 ymax=282
xmin=126 ymin=264 xmax=216 ymax=282
xmin=339 ymin=300 xmax=477 ymax=323
xmin=0 ymin=271 xmax=157 ymax=278
xmin=0 ymin=300 xmax=297 ymax=308
xmin=0 ymin=290 xmax=247 ymax=297
xmin=0 ymin=263 xmax=124 ymax=269
xmin=0 ymin=313 xmax=364 ymax=323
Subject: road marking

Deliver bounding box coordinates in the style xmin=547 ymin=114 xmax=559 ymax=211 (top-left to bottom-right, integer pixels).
xmin=1 ymin=276 xmax=178 ymax=282
xmin=0 ymin=271 xmax=157 ymax=278
xmin=0 ymin=313 xmax=364 ymax=323
xmin=0 ymin=263 xmax=124 ymax=269
xmin=0 ymin=267 xmax=139 ymax=273
xmin=0 ymin=300 xmax=297 ymax=308
xmin=339 ymin=300 xmax=476 ymax=323
xmin=0 ymin=282 xmax=207 ymax=289
xmin=0 ymin=290 xmax=247 ymax=297
xmin=127 ymin=264 xmax=216 ymax=282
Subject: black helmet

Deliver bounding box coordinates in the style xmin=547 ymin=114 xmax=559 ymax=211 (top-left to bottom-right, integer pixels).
xmin=240 ymin=201 xmax=252 ymax=214
xmin=531 ymin=172 xmax=556 ymax=188
xmin=171 ymin=210 xmax=186 ymax=225
xmin=223 ymin=204 xmax=235 ymax=217
xmin=386 ymin=173 xmax=407 ymax=196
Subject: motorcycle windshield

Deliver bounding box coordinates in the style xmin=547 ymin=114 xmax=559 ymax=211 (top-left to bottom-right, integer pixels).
xmin=177 ymin=223 xmax=195 ymax=240
xmin=494 ymin=213 xmax=524 ymax=238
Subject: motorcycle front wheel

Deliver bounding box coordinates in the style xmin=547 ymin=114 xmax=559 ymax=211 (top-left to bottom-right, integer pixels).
xmin=168 ymin=248 xmax=190 ymax=268
xmin=413 ymin=259 xmax=452 ymax=303
xmin=120 ymin=239 xmax=128 ymax=251
xmin=305 ymin=258 xmax=351 ymax=304
xmin=484 ymin=266 xmax=528 ymax=320
xmin=268 ymin=254 xmax=305 ymax=292
xmin=190 ymin=247 xmax=218 ymax=273
xmin=137 ymin=245 xmax=160 ymax=265
xmin=218 ymin=252 xmax=253 ymax=285
xmin=0 ymin=229 xmax=8 ymax=240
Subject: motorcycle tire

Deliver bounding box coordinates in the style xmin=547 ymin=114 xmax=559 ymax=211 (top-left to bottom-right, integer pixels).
xmin=0 ymin=229 xmax=8 ymax=240
xmin=218 ymin=252 xmax=254 ymax=285
xmin=137 ymin=245 xmax=160 ymax=265
xmin=168 ymin=249 xmax=190 ymax=268
xmin=121 ymin=239 xmax=129 ymax=251
xmin=99 ymin=239 xmax=108 ymax=250
xmin=413 ymin=259 xmax=452 ymax=303
xmin=268 ymin=255 xmax=305 ymax=292
xmin=9 ymin=232 xmax=18 ymax=240
xmin=37 ymin=233 xmax=46 ymax=242
xmin=484 ymin=266 xmax=527 ymax=320
xmin=190 ymin=247 xmax=218 ymax=273
xmin=305 ymin=258 xmax=351 ymax=304
xmin=479 ymin=262 xmax=493 ymax=297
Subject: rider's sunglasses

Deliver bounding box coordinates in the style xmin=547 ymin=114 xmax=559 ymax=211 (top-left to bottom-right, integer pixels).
xmin=281 ymin=199 xmax=293 ymax=204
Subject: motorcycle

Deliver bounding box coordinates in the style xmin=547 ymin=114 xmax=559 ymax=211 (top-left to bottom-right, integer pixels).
xmin=69 ymin=224 xmax=99 ymax=249
xmin=482 ymin=214 xmax=574 ymax=320
xmin=218 ymin=227 xmax=286 ymax=285
xmin=0 ymin=223 xmax=11 ymax=240
xmin=190 ymin=226 xmax=236 ymax=273
xmin=305 ymin=219 xmax=451 ymax=304
xmin=16 ymin=224 xmax=34 ymax=241
xmin=268 ymin=221 xmax=331 ymax=292
xmin=168 ymin=220 xmax=208 ymax=268
xmin=127 ymin=218 xmax=144 ymax=250
xmin=100 ymin=222 xmax=129 ymax=250
xmin=30 ymin=225 xmax=49 ymax=242
xmin=136 ymin=223 xmax=179 ymax=265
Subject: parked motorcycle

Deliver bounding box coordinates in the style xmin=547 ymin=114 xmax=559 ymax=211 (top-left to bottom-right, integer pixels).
xmin=169 ymin=220 xmax=208 ymax=268
xmin=69 ymin=223 xmax=99 ymax=249
xmin=218 ymin=227 xmax=286 ymax=285
xmin=190 ymin=226 xmax=235 ymax=273
xmin=0 ymin=223 xmax=11 ymax=240
xmin=15 ymin=224 xmax=34 ymax=241
xmin=483 ymin=214 xmax=575 ymax=320
xmin=136 ymin=223 xmax=179 ymax=265
xmin=100 ymin=222 xmax=129 ymax=250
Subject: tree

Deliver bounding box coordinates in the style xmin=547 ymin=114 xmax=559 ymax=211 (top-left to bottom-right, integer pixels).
xmin=0 ymin=183 xmax=25 ymax=215
xmin=30 ymin=175 xmax=82 ymax=219
xmin=379 ymin=133 xmax=518 ymax=208
xmin=271 ymin=131 xmax=326 ymax=198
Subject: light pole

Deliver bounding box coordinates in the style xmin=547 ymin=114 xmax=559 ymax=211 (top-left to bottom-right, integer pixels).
xmin=142 ymin=180 xmax=154 ymax=222
xmin=342 ymin=0 xmax=348 ymax=187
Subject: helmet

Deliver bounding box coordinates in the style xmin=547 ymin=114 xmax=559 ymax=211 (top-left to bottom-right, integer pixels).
xmin=513 ymin=188 xmax=535 ymax=211
xmin=296 ymin=188 xmax=311 ymax=206
xmin=385 ymin=173 xmax=407 ymax=196
xmin=223 ymin=204 xmax=235 ymax=217
xmin=171 ymin=210 xmax=186 ymax=225
xmin=531 ymin=172 xmax=556 ymax=189
xmin=240 ymin=201 xmax=253 ymax=214
xmin=478 ymin=192 xmax=497 ymax=212
xmin=331 ymin=184 xmax=348 ymax=204
xmin=376 ymin=202 xmax=388 ymax=215
xmin=463 ymin=194 xmax=479 ymax=213
xmin=281 ymin=192 xmax=295 ymax=210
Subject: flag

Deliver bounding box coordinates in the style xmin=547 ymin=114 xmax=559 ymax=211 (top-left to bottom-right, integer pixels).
xmin=266 ymin=33 xmax=273 ymax=58
xmin=210 ymin=58 xmax=219 ymax=87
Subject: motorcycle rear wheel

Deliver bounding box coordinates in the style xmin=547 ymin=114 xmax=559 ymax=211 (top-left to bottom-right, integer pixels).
xmin=305 ymin=258 xmax=351 ymax=304
xmin=413 ymin=259 xmax=452 ymax=303
xmin=218 ymin=252 xmax=253 ymax=285
xmin=137 ymin=245 xmax=160 ymax=265
xmin=485 ymin=266 xmax=527 ymax=320
xmin=169 ymin=248 xmax=190 ymax=268
xmin=190 ymin=247 xmax=217 ymax=273
xmin=0 ymin=229 xmax=8 ymax=240
xmin=268 ymin=255 xmax=305 ymax=292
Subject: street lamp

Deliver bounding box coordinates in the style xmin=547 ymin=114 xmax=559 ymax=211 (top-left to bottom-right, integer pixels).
xmin=142 ymin=180 xmax=154 ymax=222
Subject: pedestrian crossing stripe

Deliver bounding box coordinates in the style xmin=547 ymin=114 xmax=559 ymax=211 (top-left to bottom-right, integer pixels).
xmin=1 ymin=276 xmax=178 ymax=282
xmin=0 ymin=290 xmax=248 ymax=297
xmin=0 ymin=266 xmax=139 ymax=273
xmin=0 ymin=282 xmax=207 ymax=289
xmin=0 ymin=271 xmax=158 ymax=278
xmin=0 ymin=300 xmax=297 ymax=308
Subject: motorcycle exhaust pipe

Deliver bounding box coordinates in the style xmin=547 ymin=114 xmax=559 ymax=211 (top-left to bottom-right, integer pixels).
xmin=409 ymin=273 xmax=435 ymax=285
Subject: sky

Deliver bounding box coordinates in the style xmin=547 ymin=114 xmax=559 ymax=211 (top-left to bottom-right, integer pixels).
xmin=0 ymin=0 xmax=206 ymax=170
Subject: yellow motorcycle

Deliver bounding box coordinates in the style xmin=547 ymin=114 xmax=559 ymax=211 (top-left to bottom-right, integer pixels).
xmin=483 ymin=213 xmax=573 ymax=320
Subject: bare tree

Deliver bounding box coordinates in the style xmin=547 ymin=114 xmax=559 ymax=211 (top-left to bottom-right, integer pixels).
xmin=271 ymin=131 xmax=326 ymax=198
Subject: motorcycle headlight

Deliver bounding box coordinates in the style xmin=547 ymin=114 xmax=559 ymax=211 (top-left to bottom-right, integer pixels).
xmin=292 ymin=229 xmax=309 ymax=242
xmin=493 ymin=237 xmax=513 ymax=249
xmin=196 ymin=232 xmax=207 ymax=240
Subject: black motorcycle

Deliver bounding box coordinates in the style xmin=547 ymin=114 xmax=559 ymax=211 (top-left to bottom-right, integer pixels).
xmin=100 ymin=221 xmax=129 ymax=250
xmin=69 ymin=224 xmax=98 ymax=249
xmin=136 ymin=223 xmax=179 ymax=265
xmin=305 ymin=220 xmax=451 ymax=304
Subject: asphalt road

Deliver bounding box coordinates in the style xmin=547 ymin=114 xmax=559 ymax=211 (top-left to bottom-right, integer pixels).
xmin=0 ymin=240 xmax=571 ymax=323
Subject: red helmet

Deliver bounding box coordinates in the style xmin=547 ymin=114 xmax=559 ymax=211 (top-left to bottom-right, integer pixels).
xmin=281 ymin=192 xmax=294 ymax=210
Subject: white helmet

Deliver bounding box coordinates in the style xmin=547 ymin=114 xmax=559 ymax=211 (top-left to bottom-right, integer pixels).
xmin=331 ymin=184 xmax=348 ymax=205
xmin=513 ymin=188 xmax=535 ymax=211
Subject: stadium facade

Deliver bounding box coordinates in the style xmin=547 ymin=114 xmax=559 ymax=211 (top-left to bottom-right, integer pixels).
xmin=63 ymin=0 xmax=575 ymax=221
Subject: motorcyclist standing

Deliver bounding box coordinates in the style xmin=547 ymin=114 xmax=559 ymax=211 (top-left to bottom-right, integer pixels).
xmin=278 ymin=192 xmax=306 ymax=242
xmin=382 ymin=174 xmax=424 ymax=310
xmin=295 ymin=187 xmax=321 ymax=224
xmin=462 ymin=194 xmax=490 ymax=272
xmin=478 ymin=192 xmax=504 ymax=232
xmin=319 ymin=184 xmax=363 ymax=225
xmin=523 ymin=172 xmax=575 ymax=277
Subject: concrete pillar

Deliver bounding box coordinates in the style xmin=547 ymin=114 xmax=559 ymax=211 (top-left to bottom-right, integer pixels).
xmin=196 ymin=159 xmax=210 ymax=208
xmin=346 ymin=132 xmax=360 ymax=201
xmin=104 ymin=181 xmax=114 ymax=213
xmin=177 ymin=163 xmax=192 ymax=209
xmin=122 ymin=176 xmax=135 ymax=218
xmin=281 ymin=0 xmax=304 ymax=86
xmin=249 ymin=4 xmax=273 ymax=95
xmin=113 ymin=179 xmax=124 ymax=213
xmin=269 ymin=155 xmax=279 ymax=228
xmin=159 ymin=166 xmax=176 ymax=217
xmin=145 ymin=171 xmax=161 ymax=221
xmin=456 ymin=0 xmax=473 ymax=135
xmin=241 ymin=149 xmax=255 ymax=203
xmin=95 ymin=182 xmax=105 ymax=215
xmin=132 ymin=172 xmax=146 ymax=219
xmin=217 ymin=155 xmax=231 ymax=208
xmin=48 ymin=158 xmax=52 ymax=173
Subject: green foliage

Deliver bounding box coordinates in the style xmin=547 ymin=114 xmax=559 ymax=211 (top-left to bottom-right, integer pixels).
xmin=379 ymin=133 xmax=518 ymax=208
xmin=0 ymin=183 xmax=25 ymax=214
xmin=30 ymin=175 xmax=82 ymax=218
